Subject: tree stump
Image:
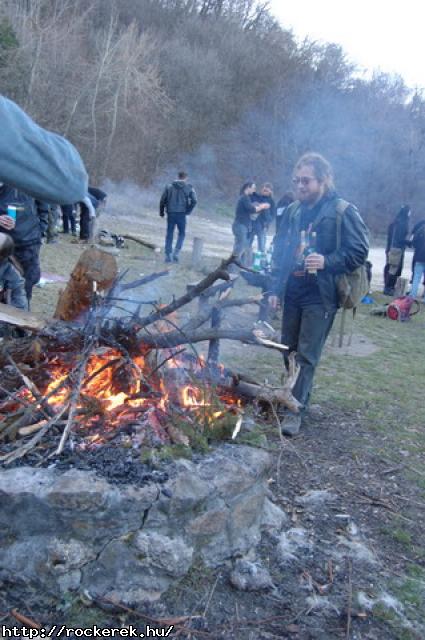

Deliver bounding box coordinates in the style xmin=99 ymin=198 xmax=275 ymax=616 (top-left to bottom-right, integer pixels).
xmin=54 ymin=248 xmax=118 ymax=321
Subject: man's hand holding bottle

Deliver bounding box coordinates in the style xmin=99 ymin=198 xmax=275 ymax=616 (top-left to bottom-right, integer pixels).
xmin=304 ymin=253 xmax=325 ymax=272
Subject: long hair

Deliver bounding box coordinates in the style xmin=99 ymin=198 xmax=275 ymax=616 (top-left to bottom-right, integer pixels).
xmin=396 ymin=205 xmax=410 ymax=221
xmin=240 ymin=181 xmax=255 ymax=195
xmin=294 ymin=152 xmax=335 ymax=192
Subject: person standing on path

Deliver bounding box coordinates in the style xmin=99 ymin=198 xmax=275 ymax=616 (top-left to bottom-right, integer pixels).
xmin=159 ymin=171 xmax=197 ymax=263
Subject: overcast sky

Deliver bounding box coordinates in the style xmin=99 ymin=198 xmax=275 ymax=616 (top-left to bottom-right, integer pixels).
xmin=270 ymin=0 xmax=422 ymax=89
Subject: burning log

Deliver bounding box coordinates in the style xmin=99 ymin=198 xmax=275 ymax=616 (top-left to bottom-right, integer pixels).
xmin=54 ymin=247 xmax=118 ymax=321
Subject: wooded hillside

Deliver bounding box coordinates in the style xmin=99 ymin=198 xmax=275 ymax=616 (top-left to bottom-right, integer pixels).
xmin=1 ymin=0 xmax=424 ymax=230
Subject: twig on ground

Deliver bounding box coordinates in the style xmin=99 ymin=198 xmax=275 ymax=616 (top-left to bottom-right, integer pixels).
xmin=202 ymin=573 xmax=220 ymax=619
xmin=345 ymin=558 xmax=353 ymax=640
xmin=10 ymin=609 xmax=41 ymax=629
xmin=99 ymin=597 xmax=210 ymax=638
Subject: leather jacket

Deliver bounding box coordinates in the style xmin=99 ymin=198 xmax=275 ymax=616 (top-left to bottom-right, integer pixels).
xmin=271 ymin=191 xmax=369 ymax=311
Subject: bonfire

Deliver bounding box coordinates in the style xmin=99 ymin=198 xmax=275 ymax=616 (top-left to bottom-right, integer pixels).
xmin=0 ymin=250 xmax=300 ymax=464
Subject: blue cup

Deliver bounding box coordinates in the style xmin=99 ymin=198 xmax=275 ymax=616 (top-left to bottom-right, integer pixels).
xmin=7 ymin=205 xmax=17 ymax=220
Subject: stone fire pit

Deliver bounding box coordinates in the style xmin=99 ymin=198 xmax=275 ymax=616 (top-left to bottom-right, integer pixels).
xmin=0 ymin=444 xmax=276 ymax=604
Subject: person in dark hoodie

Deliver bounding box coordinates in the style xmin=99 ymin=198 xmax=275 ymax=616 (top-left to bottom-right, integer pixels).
xmin=269 ymin=153 xmax=368 ymax=436
xmin=159 ymin=171 xmax=197 ymax=263
xmin=383 ymin=205 xmax=411 ymax=296
xmin=0 ymin=184 xmax=48 ymax=308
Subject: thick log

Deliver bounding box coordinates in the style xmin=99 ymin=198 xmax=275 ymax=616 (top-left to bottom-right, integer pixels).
xmin=225 ymin=352 xmax=301 ymax=413
xmin=121 ymin=233 xmax=160 ymax=252
xmin=0 ymin=303 xmax=46 ymax=331
xmin=54 ymin=248 xmax=118 ymax=321
xmin=230 ymin=380 xmax=301 ymax=414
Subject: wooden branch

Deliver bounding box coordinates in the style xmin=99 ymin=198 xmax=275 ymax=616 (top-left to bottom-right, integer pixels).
xmin=121 ymin=233 xmax=160 ymax=251
xmin=0 ymin=403 xmax=69 ymax=465
xmin=141 ymin=326 xmax=287 ymax=353
xmin=137 ymin=255 xmax=237 ymax=330
xmin=118 ymin=270 xmax=169 ymax=292
xmin=187 ymin=275 xmax=238 ymax=300
xmin=179 ymin=295 xmax=261 ymax=336
xmin=18 ymin=419 xmax=48 ymax=436
xmin=231 ymin=380 xmax=301 ymax=414
xmin=225 ymin=352 xmax=301 ymax=413
xmin=55 ymin=343 xmax=95 ymax=455
xmin=0 ymin=303 xmax=46 ymax=331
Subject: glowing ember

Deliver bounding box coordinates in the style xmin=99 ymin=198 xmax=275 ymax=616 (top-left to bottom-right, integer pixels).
xmin=13 ymin=346 xmax=242 ymax=448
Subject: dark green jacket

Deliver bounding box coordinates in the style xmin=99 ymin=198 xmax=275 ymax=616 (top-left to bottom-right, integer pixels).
xmin=271 ymin=192 xmax=369 ymax=311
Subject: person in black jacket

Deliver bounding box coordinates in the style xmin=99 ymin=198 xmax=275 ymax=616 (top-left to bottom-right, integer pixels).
xmin=232 ymin=181 xmax=270 ymax=265
xmin=0 ymin=184 xmax=48 ymax=308
xmin=269 ymin=153 xmax=369 ymax=436
xmin=250 ymin=183 xmax=276 ymax=253
xmin=383 ymin=205 xmax=411 ymax=295
xmin=79 ymin=186 xmax=106 ymax=242
xmin=159 ymin=171 xmax=197 ymax=263
xmin=409 ymin=219 xmax=425 ymax=299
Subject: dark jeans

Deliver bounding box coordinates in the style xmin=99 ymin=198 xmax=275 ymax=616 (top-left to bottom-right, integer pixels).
xmin=80 ymin=207 xmax=90 ymax=240
xmin=14 ymin=243 xmax=41 ymax=308
xmin=232 ymin=222 xmax=251 ymax=264
xmin=47 ymin=207 xmax=59 ymax=242
xmin=165 ymin=213 xmax=186 ymax=257
xmin=62 ymin=207 xmax=76 ymax=234
xmin=384 ymin=251 xmax=404 ymax=293
xmin=282 ymin=300 xmax=336 ymax=409
xmin=250 ymin=226 xmax=266 ymax=253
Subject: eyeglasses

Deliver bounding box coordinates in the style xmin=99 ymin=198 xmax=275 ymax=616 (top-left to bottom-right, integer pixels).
xmin=292 ymin=176 xmax=316 ymax=186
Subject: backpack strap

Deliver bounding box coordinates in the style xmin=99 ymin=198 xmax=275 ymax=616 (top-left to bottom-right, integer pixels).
xmin=334 ymin=199 xmax=356 ymax=327
xmin=286 ymin=200 xmax=301 ymax=224
xmin=335 ymin=198 xmax=350 ymax=250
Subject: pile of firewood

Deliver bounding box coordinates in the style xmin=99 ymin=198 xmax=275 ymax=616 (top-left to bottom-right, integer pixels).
xmin=0 ymin=249 xmax=300 ymax=465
